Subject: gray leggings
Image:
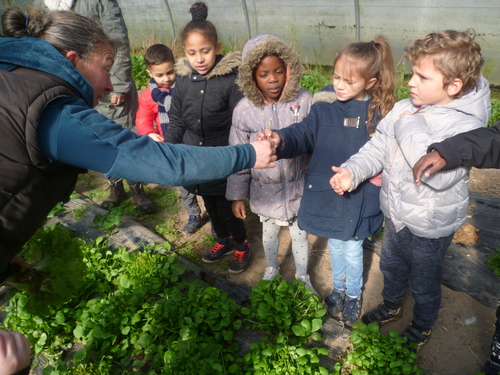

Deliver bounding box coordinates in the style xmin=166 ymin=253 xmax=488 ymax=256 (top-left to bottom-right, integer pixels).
xmin=179 ymin=186 xmax=201 ymax=216
xmin=261 ymin=217 xmax=309 ymax=277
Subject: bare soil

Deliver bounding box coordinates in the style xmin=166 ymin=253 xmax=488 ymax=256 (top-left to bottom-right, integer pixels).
xmin=76 ymin=167 xmax=500 ymax=375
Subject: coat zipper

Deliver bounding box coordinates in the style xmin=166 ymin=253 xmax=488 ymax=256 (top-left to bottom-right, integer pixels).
xmin=271 ymin=103 xmax=289 ymax=221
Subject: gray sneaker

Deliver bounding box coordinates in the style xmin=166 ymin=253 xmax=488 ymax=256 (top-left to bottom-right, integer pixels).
xmin=262 ymin=266 xmax=279 ymax=281
xmin=342 ymin=296 xmax=361 ymax=326
xmin=325 ymin=289 xmax=346 ymax=317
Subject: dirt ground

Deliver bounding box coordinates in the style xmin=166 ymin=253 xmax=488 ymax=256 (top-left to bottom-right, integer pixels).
xmin=78 ymin=167 xmax=500 ymax=375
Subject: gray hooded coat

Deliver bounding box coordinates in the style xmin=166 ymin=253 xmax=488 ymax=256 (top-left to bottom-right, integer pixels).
xmin=342 ymin=76 xmax=491 ymax=238
xmin=226 ymin=36 xmax=312 ymax=221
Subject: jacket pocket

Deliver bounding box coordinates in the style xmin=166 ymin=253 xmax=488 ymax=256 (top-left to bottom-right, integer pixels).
xmin=301 ymin=173 xmax=343 ymax=221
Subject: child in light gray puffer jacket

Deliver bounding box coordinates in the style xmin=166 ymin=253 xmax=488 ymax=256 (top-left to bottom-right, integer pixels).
xmin=226 ymin=34 xmax=316 ymax=293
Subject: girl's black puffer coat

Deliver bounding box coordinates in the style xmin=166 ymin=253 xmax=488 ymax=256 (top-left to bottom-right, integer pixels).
xmin=166 ymin=52 xmax=243 ymax=196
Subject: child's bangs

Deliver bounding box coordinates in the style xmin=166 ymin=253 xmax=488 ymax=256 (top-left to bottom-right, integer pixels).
xmin=336 ymin=55 xmax=366 ymax=82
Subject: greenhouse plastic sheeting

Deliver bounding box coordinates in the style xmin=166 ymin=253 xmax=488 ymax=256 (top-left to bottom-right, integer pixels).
xmin=2 ymin=0 xmax=499 ymax=84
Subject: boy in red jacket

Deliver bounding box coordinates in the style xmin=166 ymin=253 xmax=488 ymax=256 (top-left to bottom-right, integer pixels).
xmin=136 ymin=44 xmax=203 ymax=233
xmin=136 ymin=44 xmax=176 ymax=140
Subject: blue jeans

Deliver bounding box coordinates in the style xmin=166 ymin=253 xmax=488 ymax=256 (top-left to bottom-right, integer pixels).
xmin=328 ymin=238 xmax=364 ymax=298
xmin=380 ymin=222 xmax=453 ymax=330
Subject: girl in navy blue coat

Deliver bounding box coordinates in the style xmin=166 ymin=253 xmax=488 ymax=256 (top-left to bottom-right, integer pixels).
xmin=260 ymin=36 xmax=396 ymax=326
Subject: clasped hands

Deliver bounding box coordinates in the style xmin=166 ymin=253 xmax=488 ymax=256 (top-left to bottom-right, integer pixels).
xmin=252 ymin=128 xmax=281 ymax=169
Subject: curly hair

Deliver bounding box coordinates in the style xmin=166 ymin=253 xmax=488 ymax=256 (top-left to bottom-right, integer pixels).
xmin=404 ymin=30 xmax=483 ymax=98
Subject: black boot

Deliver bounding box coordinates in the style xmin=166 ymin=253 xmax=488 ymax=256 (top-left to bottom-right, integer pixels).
xmin=130 ymin=183 xmax=155 ymax=214
xmin=484 ymin=306 xmax=500 ymax=375
xmin=100 ymin=180 xmax=126 ymax=210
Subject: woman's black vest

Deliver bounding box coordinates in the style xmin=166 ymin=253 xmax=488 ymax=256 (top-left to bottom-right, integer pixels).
xmin=0 ymin=66 xmax=86 ymax=281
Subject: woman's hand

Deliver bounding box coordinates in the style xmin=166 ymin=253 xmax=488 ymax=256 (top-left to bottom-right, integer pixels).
xmin=0 ymin=330 xmax=30 ymax=375
xmin=250 ymin=140 xmax=277 ymax=169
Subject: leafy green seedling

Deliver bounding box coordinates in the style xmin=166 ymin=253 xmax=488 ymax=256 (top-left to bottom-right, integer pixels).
xmin=333 ymin=322 xmax=424 ymax=375
xmin=242 ymin=276 xmax=326 ymax=344
xmin=92 ymin=205 xmax=123 ymax=231
xmin=487 ymin=249 xmax=500 ymax=276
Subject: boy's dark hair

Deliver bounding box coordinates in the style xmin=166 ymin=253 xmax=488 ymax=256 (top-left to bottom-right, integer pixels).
xmin=144 ymin=44 xmax=175 ymax=67
xmin=404 ymin=30 xmax=483 ymax=98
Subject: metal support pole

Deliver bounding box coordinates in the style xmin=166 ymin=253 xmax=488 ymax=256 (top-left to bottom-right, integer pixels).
xmin=354 ymin=0 xmax=360 ymax=41
xmin=241 ymin=0 xmax=251 ymax=40
xmin=163 ymin=0 xmax=176 ymax=38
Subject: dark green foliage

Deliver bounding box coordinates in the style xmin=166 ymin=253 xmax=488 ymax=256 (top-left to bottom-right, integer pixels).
xmin=241 ymin=276 xmax=326 ymax=343
xmin=243 ymin=336 xmax=330 ymax=375
xmin=92 ymin=205 xmax=123 ymax=231
xmin=332 ymin=322 xmax=424 ymax=375
xmin=489 ymin=99 xmax=500 ymax=127
xmin=131 ymin=54 xmax=149 ymax=90
xmin=3 ymin=228 xmax=331 ymax=374
xmin=301 ymin=64 xmax=333 ymax=94
xmin=487 ymin=249 xmax=500 ymax=276
xmin=11 ymin=223 xmax=87 ymax=315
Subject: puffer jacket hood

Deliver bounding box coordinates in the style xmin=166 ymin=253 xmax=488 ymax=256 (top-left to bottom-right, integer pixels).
xmin=444 ymin=75 xmax=490 ymax=125
xmin=175 ymin=51 xmax=241 ymax=79
xmin=237 ymin=35 xmax=303 ymax=108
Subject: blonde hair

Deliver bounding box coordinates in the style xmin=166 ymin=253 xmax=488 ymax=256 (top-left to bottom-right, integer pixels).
xmin=2 ymin=6 xmax=117 ymax=61
xmin=334 ymin=35 xmax=396 ymax=121
xmin=404 ymin=30 xmax=483 ymax=98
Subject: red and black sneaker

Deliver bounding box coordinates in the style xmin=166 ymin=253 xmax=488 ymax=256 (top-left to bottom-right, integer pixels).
xmin=228 ymin=240 xmax=250 ymax=274
xmin=202 ymin=237 xmax=234 ymax=263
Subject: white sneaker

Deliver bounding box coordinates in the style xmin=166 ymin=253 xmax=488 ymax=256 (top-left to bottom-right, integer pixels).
xmin=262 ymin=266 xmax=279 ymax=281
xmin=296 ymin=274 xmax=319 ymax=296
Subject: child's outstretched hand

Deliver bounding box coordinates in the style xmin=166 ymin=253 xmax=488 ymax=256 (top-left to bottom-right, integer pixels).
xmin=148 ymin=133 xmax=164 ymax=142
xmin=232 ymin=200 xmax=246 ymax=220
xmin=330 ymin=166 xmax=352 ymax=195
xmin=0 ymin=330 xmax=30 ymax=375
xmin=250 ymin=140 xmax=277 ymax=169
xmin=257 ymin=129 xmax=281 ymax=148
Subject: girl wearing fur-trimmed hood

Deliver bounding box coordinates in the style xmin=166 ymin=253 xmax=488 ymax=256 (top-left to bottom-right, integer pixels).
xmin=227 ymin=35 xmax=316 ymax=291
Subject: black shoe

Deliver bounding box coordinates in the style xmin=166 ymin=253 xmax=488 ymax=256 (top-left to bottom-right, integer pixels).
xmin=130 ymin=183 xmax=155 ymax=214
xmin=183 ymin=215 xmax=202 ymax=234
xmin=484 ymin=359 xmax=500 ymax=375
xmin=342 ymin=296 xmax=362 ymax=327
xmin=100 ymin=180 xmax=126 ymax=210
xmin=325 ymin=289 xmax=346 ymax=317
xmin=361 ymin=303 xmax=402 ymax=325
xmin=228 ymin=240 xmax=250 ymax=274
xmin=202 ymin=237 xmax=234 ymax=263
xmin=402 ymin=323 xmax=431 ymax=351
